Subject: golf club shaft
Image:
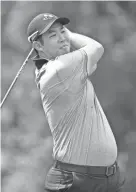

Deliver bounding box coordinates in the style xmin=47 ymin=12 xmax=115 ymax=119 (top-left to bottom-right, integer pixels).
xmin=0 ymin=48 xmax=34 ymax=108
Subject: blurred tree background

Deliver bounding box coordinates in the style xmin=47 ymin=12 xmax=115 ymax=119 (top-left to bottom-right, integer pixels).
xmin=1 ymin=1 xmax=136 ymax=192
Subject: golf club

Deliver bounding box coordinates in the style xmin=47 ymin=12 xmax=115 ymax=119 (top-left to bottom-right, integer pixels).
xmin=0 ymin=48 xmax=34 ymax=108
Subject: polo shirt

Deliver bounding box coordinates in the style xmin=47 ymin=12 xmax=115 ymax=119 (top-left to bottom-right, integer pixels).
xmin=34 ymin=49 xmax=117 ymax=166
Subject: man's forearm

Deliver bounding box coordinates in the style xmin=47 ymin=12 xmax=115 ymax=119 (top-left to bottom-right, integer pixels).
xmin=66 ymin=28 xmax=103 ymax=51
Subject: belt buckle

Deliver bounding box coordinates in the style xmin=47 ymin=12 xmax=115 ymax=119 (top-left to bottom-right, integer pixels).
xmin=106 ymin=164 xmax=116 ymax=177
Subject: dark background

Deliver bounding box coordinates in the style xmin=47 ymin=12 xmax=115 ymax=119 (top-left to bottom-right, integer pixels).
xmin=1 ymin=1 xmax=136 ymax=192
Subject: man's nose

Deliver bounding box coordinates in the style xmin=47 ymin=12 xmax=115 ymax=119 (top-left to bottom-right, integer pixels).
xmin=58 ymin=33 xmax=65 ymax=42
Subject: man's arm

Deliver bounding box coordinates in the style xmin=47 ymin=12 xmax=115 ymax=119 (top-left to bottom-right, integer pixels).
xmin=66 ymin=29 xmax=104 ymax=76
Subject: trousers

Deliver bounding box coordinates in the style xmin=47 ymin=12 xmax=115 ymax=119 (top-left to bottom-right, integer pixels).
xmin=45 ymin=161 xmax=125 ymax=192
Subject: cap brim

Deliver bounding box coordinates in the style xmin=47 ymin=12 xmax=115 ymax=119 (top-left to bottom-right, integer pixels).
xmin=55 ymin=17 xmax=70 ymax=25
xmin=40 ymin=17 xmax=70 ymax=35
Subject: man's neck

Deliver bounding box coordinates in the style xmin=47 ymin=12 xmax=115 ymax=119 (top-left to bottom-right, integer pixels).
xmin=38 ymin=51 xmax=51 ymax=61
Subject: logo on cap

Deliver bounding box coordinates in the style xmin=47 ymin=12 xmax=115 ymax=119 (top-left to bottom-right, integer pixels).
xmin=43 ymin=14 xmax=54 ymax=20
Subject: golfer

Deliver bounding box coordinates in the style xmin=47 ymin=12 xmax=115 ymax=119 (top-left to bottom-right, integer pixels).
xmin=27 ymin=13 xmax=125 ymax=192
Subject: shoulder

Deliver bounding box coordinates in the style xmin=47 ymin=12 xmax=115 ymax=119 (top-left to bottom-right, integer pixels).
xmin=60 ymin=49 xmax=85 ymax=60
xmin=56 ymin=49 xmax=86 ymax=68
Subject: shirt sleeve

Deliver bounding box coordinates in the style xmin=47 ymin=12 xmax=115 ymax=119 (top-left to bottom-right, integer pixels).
xmin=79 ymin=43 xmax=104 ymax=76
xmin=55 ymin=49 xmax=88 ymax=82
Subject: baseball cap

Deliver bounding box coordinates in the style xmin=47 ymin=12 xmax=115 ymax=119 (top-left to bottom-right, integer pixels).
xmin=27 ymin=13 xmax=70 ymax=42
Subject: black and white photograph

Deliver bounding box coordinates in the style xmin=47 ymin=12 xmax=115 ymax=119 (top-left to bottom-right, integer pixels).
xmin=1 ymin=1 xmax=136 ymax=192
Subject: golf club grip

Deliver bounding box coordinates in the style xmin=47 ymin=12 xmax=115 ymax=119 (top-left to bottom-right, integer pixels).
xmin=0 ymin=48 xmax=34 ymax=108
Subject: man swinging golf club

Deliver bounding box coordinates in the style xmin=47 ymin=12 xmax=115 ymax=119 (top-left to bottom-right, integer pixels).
xmin=27 ymin=13 xmax=125 ymax=192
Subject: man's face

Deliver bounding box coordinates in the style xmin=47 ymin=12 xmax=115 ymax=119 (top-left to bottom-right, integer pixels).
xmin=40 ymin=22 xmax=71 ymax=59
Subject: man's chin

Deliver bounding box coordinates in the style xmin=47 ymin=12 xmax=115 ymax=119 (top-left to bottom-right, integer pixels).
xmin=59 ymin=49 xmax=70 ymax=56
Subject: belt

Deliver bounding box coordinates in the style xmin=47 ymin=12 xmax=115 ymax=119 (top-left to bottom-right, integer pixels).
xmin=54 ymin=160 xmax=118 ymax=177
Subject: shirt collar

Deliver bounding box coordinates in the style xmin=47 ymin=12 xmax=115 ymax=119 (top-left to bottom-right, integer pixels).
xmin=32 ymin=54 xmax=48 ymax=70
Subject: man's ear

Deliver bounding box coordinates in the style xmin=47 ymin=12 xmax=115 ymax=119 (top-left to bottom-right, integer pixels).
xmin=32 ymin=41 xmax=43 ymax=52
